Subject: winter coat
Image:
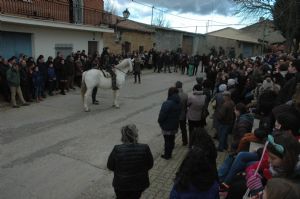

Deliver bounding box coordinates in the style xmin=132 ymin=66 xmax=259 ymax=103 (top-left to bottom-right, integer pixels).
xmin=37 ymin=62 xmax=48 ymax=80
xmin=107 ymin=143 xmax=153 ymax=191
xmin=178 ymin=88 xmax=188 ymax=121
xmin=56 ymin=63 xmax=67 ymax=80
xmin=47 ymin=67 xmax=56 ymax=81
xmin=32 ymin=70 xmax=43 ymax=88
xmin=276 ymin=72 xmax=300 ymax=105
xmin=65 ymin=61 xmax=75 ymax=76
xmin=6 ymin=67 xmax=20 ymax=87
xmin=215 ymin=99 xmax=235 ymax=125
xmin=170 ymin=181 xmax=219 ymax=199
xmin=232 ymin=113 xmax=254 ymax=149
xmin=133 ymin=57 xmax=142 ymax=73
xmin=187 ymin=91 xmax=206 ymax=121
xmin=158 ymin=94 xmax=181 ymax=131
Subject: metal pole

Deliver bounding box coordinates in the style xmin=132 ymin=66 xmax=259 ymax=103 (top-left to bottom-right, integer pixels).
xmin=195 ymin=26 xmax=198 ymax=33
xmin=151 ymin=6 xmax=154 ymax=25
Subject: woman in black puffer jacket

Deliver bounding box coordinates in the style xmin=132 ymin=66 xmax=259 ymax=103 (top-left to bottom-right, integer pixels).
xmin=107 ymin=124 xmax=154 ymax=199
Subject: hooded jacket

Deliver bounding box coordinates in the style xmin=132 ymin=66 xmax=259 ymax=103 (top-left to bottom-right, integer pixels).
xmin=187 ymin=91 xmax=206 ymax=121
xmin=158 ymin=94 xmax=181 ymax=131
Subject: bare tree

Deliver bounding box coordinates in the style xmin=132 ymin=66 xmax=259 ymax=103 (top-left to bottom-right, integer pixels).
xmin=153 ymin=11 xmax=170 ymax=28
xmin=233 ymin=0 xmax=274 ymax=20
xmin=104 ymin=0 xmax=117 ymax=14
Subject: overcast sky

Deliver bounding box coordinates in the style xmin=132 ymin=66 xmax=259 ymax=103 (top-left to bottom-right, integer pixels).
xmin=106 ymin=0 xmax=254 ymax=34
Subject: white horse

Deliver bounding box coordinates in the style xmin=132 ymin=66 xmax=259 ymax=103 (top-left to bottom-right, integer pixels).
xmin=81 ymin=58 xmax=133 ymax=112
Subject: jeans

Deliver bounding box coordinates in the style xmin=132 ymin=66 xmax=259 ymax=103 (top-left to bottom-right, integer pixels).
xmin=219 ymin=152 xmax=259 ymax=184
xmin=217 ymin=123 xmax=230 ymax=151
xmin=179 ymin=120 xmax=187 ymax=145
xmin=34 ymin=85 xmax=42 ymax=99
xmin=163 ymin=134 xmax=175 ymax=158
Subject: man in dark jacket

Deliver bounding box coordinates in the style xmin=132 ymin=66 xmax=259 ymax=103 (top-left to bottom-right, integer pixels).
xmin=6 ymin=57 xmax=29 ymax=108
xmin=215 ymin=91 xmax=235 ymax=151
xmin=101 ymin=47 xmax=118 ymax=90
xmin=107 ymin=124 xmax=153 ymax=199
xmin=175 ymin=81 xmax=188 ymax=146
xmin=276 ymin=59 xmax=300 ymax=105
xmin=158 ymin=87 xmax=181 ymax=159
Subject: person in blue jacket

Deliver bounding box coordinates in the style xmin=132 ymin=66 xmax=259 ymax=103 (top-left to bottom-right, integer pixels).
xmin=158 ymin=87 xmax=181 ymax=160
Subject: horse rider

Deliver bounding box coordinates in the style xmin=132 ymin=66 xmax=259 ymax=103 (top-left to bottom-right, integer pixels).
xmin=101 ymin=47 xmax=118 ymax=90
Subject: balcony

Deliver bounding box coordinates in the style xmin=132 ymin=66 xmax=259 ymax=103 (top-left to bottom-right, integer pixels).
xmin=0 ymin=0 xmax=112 ymax=26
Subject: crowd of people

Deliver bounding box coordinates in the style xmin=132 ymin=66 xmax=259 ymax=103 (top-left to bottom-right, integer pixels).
xmin=107 ymin=50 xmax=300 ymax=199
xmin=1 ymin=47 xmax=300 ymax=199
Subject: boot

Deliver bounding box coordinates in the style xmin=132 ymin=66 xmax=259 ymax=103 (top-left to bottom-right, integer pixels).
xmin=112 ymin=77 xmax=118 ymax=90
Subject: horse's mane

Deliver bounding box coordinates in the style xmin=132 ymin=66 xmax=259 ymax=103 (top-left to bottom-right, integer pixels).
xmin=115 ymin=58 xmax=130 ymax=69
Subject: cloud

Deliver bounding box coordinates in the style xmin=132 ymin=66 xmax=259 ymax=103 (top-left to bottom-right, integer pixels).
xmin=113 ymin=0 xmax=235 ymax=16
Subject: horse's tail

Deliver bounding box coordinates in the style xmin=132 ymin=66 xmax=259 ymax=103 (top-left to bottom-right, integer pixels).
xmin=81 ymin=72 xmax=87 ymax=102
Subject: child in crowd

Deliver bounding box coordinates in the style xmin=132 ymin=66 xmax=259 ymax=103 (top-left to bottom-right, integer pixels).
xmin=47 ymin=62 xmax=56 ymax=96
xmin=32 ymin=65 xmax=43 ymax=102
xmin=225 ymin=131 xmax=300 ymax=199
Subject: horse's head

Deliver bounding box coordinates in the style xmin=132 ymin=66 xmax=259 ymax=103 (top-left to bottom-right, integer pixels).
xmin=128 ymin=58 xmax=134 ymax=72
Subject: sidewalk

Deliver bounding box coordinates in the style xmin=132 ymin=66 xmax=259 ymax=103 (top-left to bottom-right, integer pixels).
xmin=142 ymin=128 xmax=228 ymax=199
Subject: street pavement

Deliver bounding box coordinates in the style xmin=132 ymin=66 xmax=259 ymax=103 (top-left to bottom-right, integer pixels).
xmin=0 ymin=70 xmax=215 ymax=199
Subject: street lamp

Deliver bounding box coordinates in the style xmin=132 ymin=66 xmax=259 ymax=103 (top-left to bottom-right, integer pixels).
xmin=122 ymin=8 xmax=130 ymax=19
xmin=115 ymin=8 xmax=130 ymax=42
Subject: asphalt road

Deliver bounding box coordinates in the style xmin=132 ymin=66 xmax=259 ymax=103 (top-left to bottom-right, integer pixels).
xmin=0 ymin=71 xmax=199 ymax=199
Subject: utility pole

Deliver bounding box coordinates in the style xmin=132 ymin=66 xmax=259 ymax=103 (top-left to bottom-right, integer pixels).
xmin=195 ymin=26 xmax=198 ymax=33
xmin=206 ymin=20 xmax=209 ymax=33
xmin=151 ymin=6 xmax=154 ymax=25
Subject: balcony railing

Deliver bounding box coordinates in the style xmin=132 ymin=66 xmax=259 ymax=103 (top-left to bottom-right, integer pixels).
xmin=0 ymin=0 xmax=112 ymax=26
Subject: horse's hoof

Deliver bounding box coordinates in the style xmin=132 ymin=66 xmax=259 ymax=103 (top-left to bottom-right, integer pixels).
xmin=115 ymin=105 xmax=120 ymax=109
xmin=84 ymin=108 xmax=90 ymax=112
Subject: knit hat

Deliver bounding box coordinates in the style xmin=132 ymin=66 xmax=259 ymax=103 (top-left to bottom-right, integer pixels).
xmin=262 ymin=78 xmax=274 ymax=90
xmin=121 ymin=124 xmax=139 ymax=144
xmin=276 ymin=111 xmax=300 ymax=136
xmin=219 ymin=84 xmax=227 ymax=92
xmin=227 ymin=79 xmax=236 ymax=87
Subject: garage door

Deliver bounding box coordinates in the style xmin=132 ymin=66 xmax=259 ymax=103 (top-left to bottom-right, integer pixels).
xmin=0 ymin=31 xmax=32 ymax=59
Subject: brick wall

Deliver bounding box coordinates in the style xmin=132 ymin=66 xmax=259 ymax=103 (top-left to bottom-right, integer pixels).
xmin=103 ymin=31 xmax=154 ymax=54
xmin=0 ymin=0 xmax=106 ymax=25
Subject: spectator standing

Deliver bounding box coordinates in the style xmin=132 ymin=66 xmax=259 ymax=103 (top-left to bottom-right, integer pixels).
xmin=56 ymin=58 xmax=67 ymax=95
xmin=133 ymin=54 xmax=142 ymax=84
xmin=107 ymin=124 xmax=153 ymax=199
xmin=215 ymin=91 xmax=235 ymax=152
xmin=175 ymin=81 xmax=188 ymax=146
xmin=19 ymin=59 xmax=32 ymax=102
xmin=187 ymin=84 xmax=206 ymax=148
xmin=6 ymin=57 xmax=29 ymax=108
xmin=37 ymin=55 xmax=48 ymax=98
xmin=65 ymin=55 xmax=75 ymax=91
xmin=47 ymin=62 xmax=56 ymax=96
xmin=158 ymin=87 xmax=181 ymax=159
xmin=32 ymin=65 xmax=43 ymax=102
xmin=0 ymin=57 xmax=11 ymax=102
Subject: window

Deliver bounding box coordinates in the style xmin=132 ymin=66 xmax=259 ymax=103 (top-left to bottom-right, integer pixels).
xmin=55 ymin=44 xmax=73 ymax=58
